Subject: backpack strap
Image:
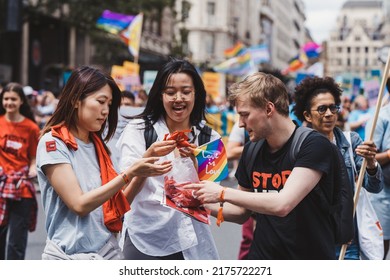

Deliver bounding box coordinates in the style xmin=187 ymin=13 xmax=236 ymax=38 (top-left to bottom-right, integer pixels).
xmin=144 ymin=118 xmax=157 ymax=150
xmin=198 ymin=125 xmax=212 ymax=146
xmin=289 ymin=126 xmax=313 ymax=161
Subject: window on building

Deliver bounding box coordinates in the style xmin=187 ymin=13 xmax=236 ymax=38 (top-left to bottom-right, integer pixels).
xmin=347 ymin=58 xmax=350 ymax=66
xmin=365 ymin=47 xmax=369 ymax=53
xmin=207 ymin=2 xmax=215 ymax=15
xmin=337 ymin=47 xmax=342 ymax=52
xmin=207 ymin=2 xmax=216 ymax=26
xmin=356 ymin=47 xmax=360 ymax=53
xmin=365 ymin=58 xmax=368 ymax=66
xmin=205 ymin=33 xmax=215 ymax=55
xmin=347 ymin=47 xmax=351 ymax=53
xmin=355 ymin=36 xmax=361 ymax=41
xmin=182 ymin=1 xmax=191 ymax=21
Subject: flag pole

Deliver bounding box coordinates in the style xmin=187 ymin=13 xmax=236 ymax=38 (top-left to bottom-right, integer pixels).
xmin=338 ymin=49 xmax=390 ymax=260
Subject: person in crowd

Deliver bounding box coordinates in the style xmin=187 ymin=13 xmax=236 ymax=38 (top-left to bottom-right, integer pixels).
xmin=365 ymin=78 xmax=390 ymax=259
xmin=35 ymin=90 xmax=59 ymax=129
xmin=293 ymin=76 xmax=383 ymax=260
xmin=135 ymin=89 xmax=148 ymax=107
xmin=185 ymin=72 xmax=339 ymax=259
xmin=337 ymin=95 xmax=352 ymax=130
xmin=347 ymin=94 xmax=373 ymax=140
xmin=0 ymin=82 xmax=40 ymax=259
xmin=107 ymin=90 xmax=143 ymax=168
xmin=117 ymin=59 xmax=220 ymax=260
xmin=36 ymin=66 xmax=172 ymax=260
xmin=121 ymin=90 xmax=136 ymax=107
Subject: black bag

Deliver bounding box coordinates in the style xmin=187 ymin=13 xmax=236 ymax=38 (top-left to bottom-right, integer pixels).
xmin=244 ymin=126 xmax=354 ymax=245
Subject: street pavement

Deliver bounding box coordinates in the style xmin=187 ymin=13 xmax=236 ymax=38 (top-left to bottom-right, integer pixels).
xmin=25 ymin=177 xmax=242 ymax=260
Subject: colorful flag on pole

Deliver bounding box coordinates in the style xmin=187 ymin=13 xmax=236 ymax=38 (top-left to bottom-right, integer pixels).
xmin=224 ymin=42 xmax=246 ymax=58
xmin=193 ymin=138 xmax=228 ymax=182
xmin=247 ymin=44 xmax=270 ymax=64
xmin=213 ymin=52 xmax=252 ymax=75
xmin=96 ymin=10 xmax=135 ymax=35
xmin=120 ymin=13 xmax=143 ymax=58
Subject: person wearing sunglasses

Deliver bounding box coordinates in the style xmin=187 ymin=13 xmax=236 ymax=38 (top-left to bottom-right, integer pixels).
xmin=293 ymin=76 xmax=384 ymax=260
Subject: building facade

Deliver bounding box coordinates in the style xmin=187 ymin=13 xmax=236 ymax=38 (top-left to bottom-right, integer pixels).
xmin=174 ymin=0 xmax=307 ymax=71
xmin=326 ymin=0 xmax=386 ymax=78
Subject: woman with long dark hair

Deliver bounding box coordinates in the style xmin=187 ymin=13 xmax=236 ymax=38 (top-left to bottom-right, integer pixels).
xmin=117 ymin=59 xmax=220 ymax=260
xmin=36 ymin=66 xmax=171 ymax=260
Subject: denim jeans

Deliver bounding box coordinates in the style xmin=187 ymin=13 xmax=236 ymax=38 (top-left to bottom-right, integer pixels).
xmin=0 ymin=198 xmax=34 ymax=260
xmin=336 ymin=243 xmax=360 ymax=260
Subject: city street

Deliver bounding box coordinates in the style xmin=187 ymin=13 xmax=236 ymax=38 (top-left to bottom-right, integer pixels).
xmin=25 ymin=177 xmax=242 ymax=260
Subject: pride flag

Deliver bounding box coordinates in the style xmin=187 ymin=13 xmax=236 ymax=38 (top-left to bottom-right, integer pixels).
xmin=247 ymin=44 xmax=270 ymax=64
xmin=193 ymin=138 xmax=229 ymax=182
xmin=120 ymin=13 xmax=144 ymax=57
xmin=224 ymin=42 xmax=245 ymax=58
xmin=302 ymin=41 xmax=322 ymax=58
xmin=213 ymin=52 xmax=252 ymax=75
xmin=96 ymin=10 xmax=135 ymax=35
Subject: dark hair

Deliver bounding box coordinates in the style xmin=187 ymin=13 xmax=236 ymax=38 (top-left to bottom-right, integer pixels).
xmin=132 ymin=58 xmax=207 ymax=129
xmin=0 ymin=82 xmax=36 ymax=122
xmin=122 ymin=90 xmax=135 ymax=102
xmin=41 ymin=66 xmax=121 ymax=143
xmin=293 ymin=76 xmax=342 ymax=122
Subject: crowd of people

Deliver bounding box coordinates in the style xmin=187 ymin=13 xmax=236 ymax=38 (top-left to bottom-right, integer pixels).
xmin=0 ymin=58 xmax=389 ymax=260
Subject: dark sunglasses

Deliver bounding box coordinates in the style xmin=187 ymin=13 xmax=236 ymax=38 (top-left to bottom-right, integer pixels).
xmin=311 ymin=104 xmax=340 ymax=115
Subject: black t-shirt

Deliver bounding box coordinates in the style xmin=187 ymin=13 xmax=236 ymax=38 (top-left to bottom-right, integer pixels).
xmin=236 ymin=129 xmax=336 ymax=259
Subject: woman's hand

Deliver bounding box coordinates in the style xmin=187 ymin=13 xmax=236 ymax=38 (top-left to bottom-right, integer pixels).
xmin=143 ymin=140 xmax=177 ymax=158
xmin=355 ymin=140 xmax=378 ymax=168
xmin=127 ymin=157 xmax=172 ymax=178
xmin=178 ymin=143 xmax=198 ymax=170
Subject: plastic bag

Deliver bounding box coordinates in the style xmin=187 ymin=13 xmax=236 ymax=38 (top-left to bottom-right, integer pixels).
xmin=356 ymin=188 xmax=384 ymax=260
xmin=164 ymin=157 xmax=201 ymax=208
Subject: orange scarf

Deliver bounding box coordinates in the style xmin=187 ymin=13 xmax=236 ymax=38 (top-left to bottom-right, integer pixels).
xmin=51 ymin=123 xmax=130 ymax=232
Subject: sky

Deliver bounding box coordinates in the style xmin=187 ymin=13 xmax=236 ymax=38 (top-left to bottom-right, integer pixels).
xmin=302 ymin=0 xmax=347 ymax=43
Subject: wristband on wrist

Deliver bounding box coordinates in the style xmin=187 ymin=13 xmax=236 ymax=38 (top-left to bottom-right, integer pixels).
xmin=216 ymin=187 xmax=227 ymax=227
xmin=121 ymin=172 xmax=130 ymax=186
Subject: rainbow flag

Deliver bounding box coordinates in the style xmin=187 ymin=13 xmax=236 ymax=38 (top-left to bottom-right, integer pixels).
xmin=224 ymin=42 xmax=245 ymax=58
xmin=213 ymin=52 xmax=252 ymax=75
xmin=120 ymin=13 xmax=144 ymax=57
xmin=193 ymin=138 xmax=229 ymax=182
xmin=96 ymin=10 xmax=135 ymax=35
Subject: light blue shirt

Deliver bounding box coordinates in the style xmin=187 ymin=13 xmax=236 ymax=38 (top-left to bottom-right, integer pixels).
xmin=36 ymin=132 xmax=111 ymax=255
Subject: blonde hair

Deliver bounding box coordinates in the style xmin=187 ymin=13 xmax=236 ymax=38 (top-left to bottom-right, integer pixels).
xmin=228 ymin=72 xmax=290 ymax=116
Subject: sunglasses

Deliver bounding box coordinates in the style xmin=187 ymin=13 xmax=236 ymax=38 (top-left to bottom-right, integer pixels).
xmin=311 ymin=104 xmax=340 ymax=115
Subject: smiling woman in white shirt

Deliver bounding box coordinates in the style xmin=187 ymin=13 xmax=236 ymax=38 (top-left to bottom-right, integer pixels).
xmin=117 ymin=59 xmax=220 ymax=260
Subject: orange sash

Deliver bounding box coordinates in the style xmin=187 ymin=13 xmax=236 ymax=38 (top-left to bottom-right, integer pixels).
xmin=51 ymin=124 xmax=130 ymax=232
